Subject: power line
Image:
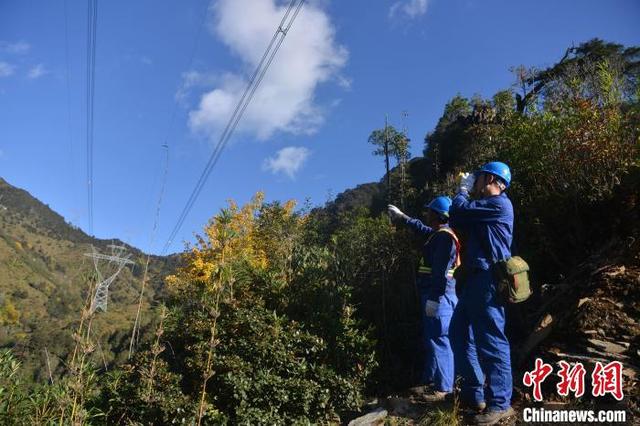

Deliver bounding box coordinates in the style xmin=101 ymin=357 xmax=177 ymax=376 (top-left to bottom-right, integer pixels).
xmin=129 ymin=145 xmax=169 ymax=358
xmin=63 ymin=0 xmax=78 ymax=222
xmin=140 ymin=0 xmax=209 ymax=242
xmin=161 ymin=0 xmax=209 ymax=148
xmin=86 ymin=0 xmax=98 ymax=235
xmin=151 ymin=146 xmax=170 ymax=248
xmin=161 ymin=0 xmax=305 ymax=254
xmin=129 ymin=1 xmax=209 ymax=357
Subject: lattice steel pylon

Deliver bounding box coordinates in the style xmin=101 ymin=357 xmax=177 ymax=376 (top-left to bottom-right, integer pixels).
xmin=84 ymin=244 xmax=135 ymax=314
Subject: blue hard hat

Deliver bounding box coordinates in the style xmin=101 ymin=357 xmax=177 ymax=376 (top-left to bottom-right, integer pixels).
xmin=425 ymin=196 xmax=452 ymax=217
xmin=476 ymin=161 xmax=512 ymax=187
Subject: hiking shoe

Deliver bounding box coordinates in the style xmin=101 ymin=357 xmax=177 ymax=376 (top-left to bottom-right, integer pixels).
xmin=408 ymin=385 xmax=428 ymax=396
xmin=474 ymin=407 xmax=516 ymax=425
xmin=421 ymin=391 xmax=450 ymax=402
xmin=456 ymin=398 xmax=486 ymax=413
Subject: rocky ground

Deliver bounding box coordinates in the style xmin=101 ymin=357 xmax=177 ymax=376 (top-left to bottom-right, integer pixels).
xmin=348 ymin=244 xmax=639 ymax=425
xmin=521 ymin=261 xmax=639 ymax=419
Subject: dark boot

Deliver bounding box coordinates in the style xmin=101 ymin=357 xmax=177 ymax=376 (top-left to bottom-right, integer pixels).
xmin=461 ymin=400 xmax=486 ymax=413
xmin=408 ymin=385 xmax=428 ymax=396
xmin=421 ymin=391 xmax=449 ymax=402
xmin=474 ymin=407 xmax=515 ymax=425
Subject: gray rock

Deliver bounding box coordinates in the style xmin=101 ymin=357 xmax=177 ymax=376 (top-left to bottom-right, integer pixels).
xmin=587 ymin=338 xmax=627 ymax=355
xmin=348 ymin=408 xmax=388 ymax=426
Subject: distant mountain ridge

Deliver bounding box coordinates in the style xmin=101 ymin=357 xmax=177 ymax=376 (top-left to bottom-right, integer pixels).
xmin=0 ymin=177 xmax=175 ymax=381
xmin=0 ymin=159 xmax=424 ymax=381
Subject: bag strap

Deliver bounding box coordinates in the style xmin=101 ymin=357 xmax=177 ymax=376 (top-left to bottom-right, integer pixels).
xmin=477 ymin=226 xmax=518 ymax=266
xmin=435 ymin=227 xmax=461 ymax=269
xmin=476 ymin=226 xmax=497 ymax=266
xmin=424 ymin=227 xmax=461 ymax=269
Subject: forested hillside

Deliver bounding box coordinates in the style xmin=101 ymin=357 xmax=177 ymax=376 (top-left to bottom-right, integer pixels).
xmin=0 ymin=177 xmax=177 ymax=382
xmin=1 ymin=39 xmax=639 ymax=424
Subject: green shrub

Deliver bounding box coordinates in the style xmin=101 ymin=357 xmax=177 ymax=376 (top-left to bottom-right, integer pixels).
xmin=96 ymin=355 xmax=195 ymax=424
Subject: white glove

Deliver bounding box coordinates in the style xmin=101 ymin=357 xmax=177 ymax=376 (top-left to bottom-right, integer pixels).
xmin=388 ymin=204 xmax=409 ymax=221
xmin=458 ymin=172 xmax=476 ymax=193
xmin=425 ymin=300 xmax=439 ymax=317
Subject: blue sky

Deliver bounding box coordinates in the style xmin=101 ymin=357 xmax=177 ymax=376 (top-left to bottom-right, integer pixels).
xmin=1 ymin=0 xmax=639 ymax=254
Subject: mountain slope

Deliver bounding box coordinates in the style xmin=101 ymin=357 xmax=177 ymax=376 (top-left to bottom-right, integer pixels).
xmin=0 ymin=177 xmax=176 ymax=380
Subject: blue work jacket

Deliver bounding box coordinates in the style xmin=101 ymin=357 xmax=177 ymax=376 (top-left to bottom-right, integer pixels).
xmin=405 ymin=219 xmax=458 ymax=301
xmin=449 ymin=191 xmax=514 ymax=270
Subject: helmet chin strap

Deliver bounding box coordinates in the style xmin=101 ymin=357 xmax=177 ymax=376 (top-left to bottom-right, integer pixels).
xmin=479 ymin=174 xmax=505 ymax=196
xmin=485 ymin=182 xmax=503 ymax=196
xmin=488 ymin=174 xmax=507 ymax=193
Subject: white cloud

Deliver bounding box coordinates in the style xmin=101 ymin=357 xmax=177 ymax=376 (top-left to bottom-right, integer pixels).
xmin=390 ymin=0 xmax=429 ymax=19
xmin=263 ymin=146 xmax=310 ymax=178
xmin=175 ymin=70 xmax=221 ymax=104
xmin=0 ymin=62 xmax=15 ymax=78
xmin=188 ymin=0 xmax=348 ymax=141
xmin=336 ymin=75 xmax=352 ymax=90
xmin=27 ymin=63 xmax=47 ymax=79
xmin=0 ymin=41 xmax=30 ymax=54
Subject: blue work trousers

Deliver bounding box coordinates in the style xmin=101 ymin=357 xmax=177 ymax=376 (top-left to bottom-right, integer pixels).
xmin=450 ymin=268 xmax=512 ymax=410
xmin=418 ymin=277 xmax=457 ymax=393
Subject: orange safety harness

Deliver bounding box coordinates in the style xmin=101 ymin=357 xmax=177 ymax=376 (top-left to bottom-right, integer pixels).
xmin=418 ymin=227 xmax=461 ymax=277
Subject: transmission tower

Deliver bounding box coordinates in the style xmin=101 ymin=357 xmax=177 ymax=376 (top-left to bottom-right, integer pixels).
xmin=401 ymin=110 xmax=409 ymax=135
xmin=84 ymin=244 xmax=135 ymax=313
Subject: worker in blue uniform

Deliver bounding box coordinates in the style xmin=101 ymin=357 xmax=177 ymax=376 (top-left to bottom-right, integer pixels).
xmin=388 ymin=196 xmax=460 ymax=401
xmin=449 ymin=161 xmax=515 ymax=425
